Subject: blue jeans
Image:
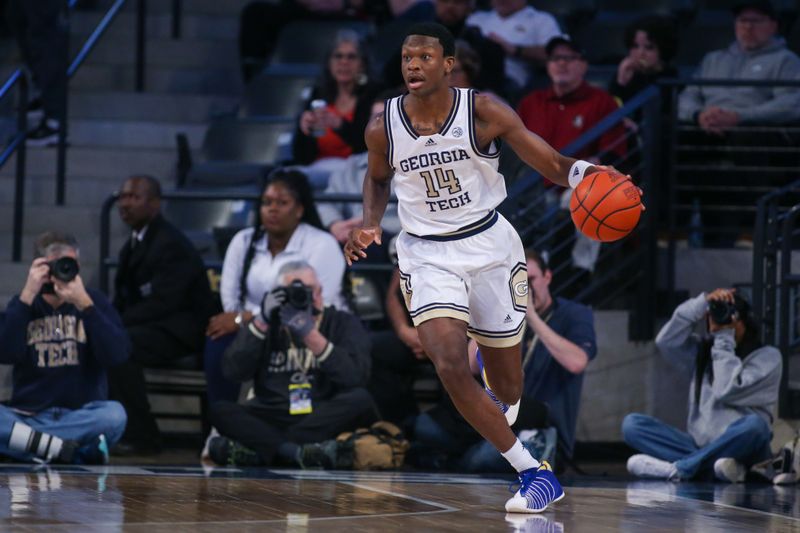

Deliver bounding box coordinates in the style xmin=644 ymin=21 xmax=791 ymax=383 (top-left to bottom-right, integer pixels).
xmin=622 ymin=413 xmax=772 ymax=479
xmin=415 ymin=412 xmax=523 ymax=473
xmin=0 ymin=401 xmax=127 ymax=462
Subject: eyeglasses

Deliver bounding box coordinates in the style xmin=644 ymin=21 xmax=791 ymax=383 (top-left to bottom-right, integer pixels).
xmin=332 ymin=52 xmax=359 ymax=61
xmin=547 ymin=54 xmax=582 ymax=63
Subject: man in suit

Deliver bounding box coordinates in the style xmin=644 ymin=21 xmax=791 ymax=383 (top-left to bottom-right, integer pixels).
xmin=109 ymin=175 xmax=214 ymax=454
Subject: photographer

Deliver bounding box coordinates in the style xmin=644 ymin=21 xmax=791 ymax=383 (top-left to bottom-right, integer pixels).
xmin=623 ymin=289 xmax=782 ymax=482
xmin=0 ymin=232 xmax=128 ymax=464
xmin=206 ymin=261 xmax=375 ymax=467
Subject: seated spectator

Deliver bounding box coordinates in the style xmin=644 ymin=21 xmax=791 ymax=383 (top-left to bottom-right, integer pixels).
xmin=609 ymin=14 xmax=678 ymax=107
xmin=205 ymin=169 xmax=346 ymax=406
xmin=206 ymin=261 xmax=376 ymax=467
xmin=466 ymin=0 xmax=561 ymax=95
xmin=624 ymin=289 xmax=781 ymax=482
xmin=412 ymin=249 xmax=596 ymax=471
xmin=317 ymin=91 xmax=402 ymax=245
xmin=291 ymin=30 xmax=380 ymax=189
xmin=238 ymin=0 xmax=391 ymax=82
xmin=516 ymin=36 xmax=627 ymax=286
xmin=0 ymin=232 xmax=128 ymax=464
xmin=109 ymin=176 xmax=214 ymax=455
xmin=678 ymin=1 xmax=800 ymax=134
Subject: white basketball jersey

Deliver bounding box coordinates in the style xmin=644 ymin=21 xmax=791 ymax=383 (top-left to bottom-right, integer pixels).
xmin=384 ymin=87 xmax=507 ymax=237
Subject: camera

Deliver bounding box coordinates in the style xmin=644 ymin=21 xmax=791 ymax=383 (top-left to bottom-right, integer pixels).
xmin=48 ymin=257 xmax=79 ymax=282
xmin=284 ymin=280 xmax=312 ymax=310
xmin=709 ymin=299 xmax=737 ymax=325
xmin=41 ymin=257 xmax=79 ymax=294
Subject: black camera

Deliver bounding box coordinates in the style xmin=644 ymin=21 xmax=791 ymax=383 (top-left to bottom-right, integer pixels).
xmin=41 ymin=257 xmax=79 ymax=294
xmin=708 ymin=299 xmax=737 ymax=325
xmin=48 ymin=256 xmax=79 ymax=282
xmin=284 ymin=280 xmax=312 ymax=310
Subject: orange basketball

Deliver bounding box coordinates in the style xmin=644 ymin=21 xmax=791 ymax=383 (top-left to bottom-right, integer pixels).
xmin=569 ymin=171 xmax=642 ymax=242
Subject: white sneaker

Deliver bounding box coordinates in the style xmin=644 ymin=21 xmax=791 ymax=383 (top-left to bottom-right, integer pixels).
xmin=627 ymin=454 xmax=679 ymax=480
xmin=714 ymin=458 xmax=746 ymax=483
xmin=200 ymin=427 xmax=220 ymax=463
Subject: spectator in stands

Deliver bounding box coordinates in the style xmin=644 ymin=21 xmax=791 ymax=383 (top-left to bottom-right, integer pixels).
xmin=206 ymin=261 xmax=375 ymax=467
xmin=109 ymin=175 xmax=214 ymax=455
xmin=678 ymin=1 xmax=800 ymax=133
xmin=624 ymin=289 xmax=781 ymax=483
xmin=7 ymin=0 xmax=68 ymax=147
xmin=204 ymin=169 xmax=346 ymax=407
xmin=412 ymin=249 xmax=596 ymax=471
xmin=465 ymin=0 xmax=561 ymax=94
xmin=318 ymin=91 xmax=402 ymax=245
xmin=516 ymin=36 xmax=627 ymax=285
xmin=291 ymin=30 xmax=381 ymax=189
xmin=0 ymin=231 xmax=128 ymax=464
xmin=238 ymin=0 xmax=392 ymax=82
xmin=434 ymin=0 xmax=505 ymax=95
xmin=609 ymin=15 xmax=678 ymax=106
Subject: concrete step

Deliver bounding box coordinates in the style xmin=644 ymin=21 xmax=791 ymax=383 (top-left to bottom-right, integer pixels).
xmin=0 ymin=204 xmax=101 ymax=238
xmin=70 ymin=11 xmax=239 ymax=42
xmin=71 ymin=36 xmax=239 ymax=69
xmin=1 ymin=174 xmax=129 ymax=206
xmin=70 ymin=63 xmax=242 ymax=95
xmin=68 ymin=118 xmax=206 ymax=149
xmin=0 ymin=146 xmax=177 ymax=180
xmin=68 ymin=91 xmax=238 ymax=123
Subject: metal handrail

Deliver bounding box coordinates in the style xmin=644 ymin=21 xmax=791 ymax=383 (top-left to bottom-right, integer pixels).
xmin=778 ymin=204 xmax=800 ymax=417
xmin=56 ymin=0 xmax=128 ymax=205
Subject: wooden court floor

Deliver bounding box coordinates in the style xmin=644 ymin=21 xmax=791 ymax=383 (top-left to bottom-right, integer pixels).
xmin=0 ymin=466 xmax=798 ymax=532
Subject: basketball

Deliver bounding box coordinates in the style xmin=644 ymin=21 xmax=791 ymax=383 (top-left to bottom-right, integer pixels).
xmin=569 ymin=171 xmax=642 ymax=242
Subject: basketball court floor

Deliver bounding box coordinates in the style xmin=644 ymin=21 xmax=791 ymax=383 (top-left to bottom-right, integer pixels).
xmin=0 ymin=465 xmax=798 ymax=531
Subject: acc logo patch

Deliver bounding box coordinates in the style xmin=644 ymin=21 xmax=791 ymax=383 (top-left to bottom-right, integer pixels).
xmin=452 ymin=126 xmax=463 ymax=138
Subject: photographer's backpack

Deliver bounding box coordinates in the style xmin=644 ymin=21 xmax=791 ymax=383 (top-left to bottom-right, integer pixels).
xmin=335 ymin=421 xmax=410 ymax=470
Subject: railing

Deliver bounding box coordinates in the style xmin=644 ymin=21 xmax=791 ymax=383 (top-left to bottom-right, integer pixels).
xmin=752 ymin=178 xmax=800 ymax=418
xmin=501 ymin=85 xmax=662 ymax=340
xmin=135 ymin=0 xmax=185 ymax=92
xmin=2 ymin=0 xmax=127 ymax=261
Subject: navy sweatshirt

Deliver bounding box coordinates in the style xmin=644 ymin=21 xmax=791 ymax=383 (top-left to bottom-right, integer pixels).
xmin=0 ymin=288 xmax=130 ymax=412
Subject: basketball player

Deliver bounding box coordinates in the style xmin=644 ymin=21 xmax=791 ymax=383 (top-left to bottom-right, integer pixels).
xmin=344 ymin=22 xmax=620 ymax=513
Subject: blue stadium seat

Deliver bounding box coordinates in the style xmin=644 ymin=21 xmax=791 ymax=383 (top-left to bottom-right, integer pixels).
xmin=239 ymin=70 xmax=318 ymax=119
xmin=271 ymin=20 xmax=373 ymax=66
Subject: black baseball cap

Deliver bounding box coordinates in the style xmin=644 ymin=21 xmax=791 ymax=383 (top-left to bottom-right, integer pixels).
xmin=545 ymin=35 xmax=586 ymax=58
xmin=732 ymin=0 xmax=777 ymax=20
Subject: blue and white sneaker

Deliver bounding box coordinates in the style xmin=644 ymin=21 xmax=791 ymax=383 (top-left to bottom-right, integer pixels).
xmin=505 ymin=461 xmax=565 ymax=513
xmin=76 ymin=434 xmax=110 ymax=465
xmin=476 ymin=348 xmax=520 ymax=425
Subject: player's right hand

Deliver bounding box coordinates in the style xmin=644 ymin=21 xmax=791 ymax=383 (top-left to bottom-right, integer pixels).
xmin=344 ymin=226 xmax=382 ymax=266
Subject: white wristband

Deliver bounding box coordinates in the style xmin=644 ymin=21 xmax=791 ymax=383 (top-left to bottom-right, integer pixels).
xmin=568 ymin=160 xmax=593 ymax=189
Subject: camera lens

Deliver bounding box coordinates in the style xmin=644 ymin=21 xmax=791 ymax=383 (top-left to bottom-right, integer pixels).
xmin=708 ymin=300 xmax=735 ymax=325
xmin=285 ymin=280 xmax=312 ymax=310
xmin=49 ymin=257 xmax=79 ymax=283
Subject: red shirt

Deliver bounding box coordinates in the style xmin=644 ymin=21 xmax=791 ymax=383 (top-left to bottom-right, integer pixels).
xmin=316 ymin=106 xmax=355 ymax=160
xmin=516 ymin=81 xmax=626 ymax=184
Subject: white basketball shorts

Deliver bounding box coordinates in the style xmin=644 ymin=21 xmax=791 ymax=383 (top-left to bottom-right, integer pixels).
xmin=395 ymin=210 xmax=528 ymax=348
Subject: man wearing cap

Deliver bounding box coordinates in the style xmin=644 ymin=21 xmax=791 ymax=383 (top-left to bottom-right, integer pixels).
xmin=678 ymin=0 xmax=800 ymax=133
xmin=515 ymin=36 xmax=627 ymax=287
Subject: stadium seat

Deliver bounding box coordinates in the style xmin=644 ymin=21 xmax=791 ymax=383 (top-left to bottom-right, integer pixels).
xmin=271 ymin=20 xmax=373 ymax=66
xmin=239 ymin=71 xmax=318 ymax=119
xmin=675 ymin=10 xmax=734 ymax=67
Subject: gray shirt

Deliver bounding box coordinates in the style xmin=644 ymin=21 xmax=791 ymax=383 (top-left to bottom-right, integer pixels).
xmin=655 ymin=293 xmax=782 ymax=447
xmin=317 ymin=152 xmax=402 ymax=234
xmin=678 ymin=37 xmax=800 ymax=124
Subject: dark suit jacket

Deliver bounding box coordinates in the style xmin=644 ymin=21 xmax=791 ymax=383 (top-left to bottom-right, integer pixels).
xmin=114 ymin=214 xmax=214 ymax=352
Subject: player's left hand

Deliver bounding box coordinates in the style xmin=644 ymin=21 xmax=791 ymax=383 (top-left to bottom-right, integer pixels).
xmin=589 ymin=164 xmax=646 ymax=212
xmin=344 ymin=226 xmax=382 ymax=266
